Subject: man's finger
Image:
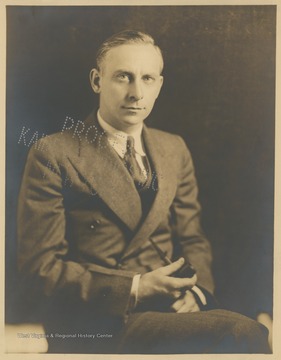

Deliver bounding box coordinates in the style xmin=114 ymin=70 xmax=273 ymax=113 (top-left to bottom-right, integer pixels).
xmin=170 ymin=290 xmax=182 ymax=300
xmin=170 ymin=297 xmax=185 ymax=312
xmin=172 ymin=274 xmax=197 ymax=290
xmin=160 ymin=258 xmax=185 ymax=276
xmin=177 ymin=303 xmax=200 ymax=313
xmin=175 ymin=291 xmax=201 ymax=313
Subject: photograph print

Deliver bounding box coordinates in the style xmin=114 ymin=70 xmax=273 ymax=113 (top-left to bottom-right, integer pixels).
xmin=5 ymin=4 xmax=275 ymax=354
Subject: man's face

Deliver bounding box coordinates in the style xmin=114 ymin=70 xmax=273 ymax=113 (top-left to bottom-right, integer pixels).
xmin=91 ymin=43 xmax=163 ymax=132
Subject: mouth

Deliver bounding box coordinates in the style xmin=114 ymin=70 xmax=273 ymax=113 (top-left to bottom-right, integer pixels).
xmin=122 ymin=106 xmax=145 ymax=111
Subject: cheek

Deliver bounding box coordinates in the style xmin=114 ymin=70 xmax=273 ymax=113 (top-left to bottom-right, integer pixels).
xmin=145 ymin=87 xmax=161 ymax=103
xmin=108 ymin=86 xmax=127 ymax=102
xmin=101 ymin=81 xmax=121 ymax=95
xmin=145 ymin=94 xmax=158 ymax=109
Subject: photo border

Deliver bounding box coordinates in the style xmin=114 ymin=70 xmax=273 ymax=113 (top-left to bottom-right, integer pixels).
xmin=1 ymin=1 xmax=280 ymax=359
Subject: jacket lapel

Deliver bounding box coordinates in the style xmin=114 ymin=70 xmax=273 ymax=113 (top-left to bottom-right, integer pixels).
xmin=67 ymin=112 xmax=142 ymax=231
xmin=121 ymin=125 xmax=177 ymax=260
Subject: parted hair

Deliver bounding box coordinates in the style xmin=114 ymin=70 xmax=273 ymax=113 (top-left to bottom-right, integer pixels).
xmin=96 ymin=30 xmax=164 ymax=72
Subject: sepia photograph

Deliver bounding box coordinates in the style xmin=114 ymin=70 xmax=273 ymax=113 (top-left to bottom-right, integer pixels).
xmin=3 ymin=2 xmax=277 ymax=357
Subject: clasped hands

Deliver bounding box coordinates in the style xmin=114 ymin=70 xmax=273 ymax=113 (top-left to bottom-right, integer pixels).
xmin=138 ymin=257 xmax=200 ymax=313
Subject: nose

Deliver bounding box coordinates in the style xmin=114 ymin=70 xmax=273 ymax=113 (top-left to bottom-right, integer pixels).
xmin=128 ymin=80 xmax=143 ymax=101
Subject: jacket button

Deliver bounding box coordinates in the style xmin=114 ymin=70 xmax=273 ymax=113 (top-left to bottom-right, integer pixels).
xmin=90 ymin=220 xmax=101 ymax=230
xmin=101 ymin=287 xmax=111 ymax=297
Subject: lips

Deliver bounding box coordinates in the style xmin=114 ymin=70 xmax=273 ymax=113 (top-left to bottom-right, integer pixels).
xmin=122 ymin=106 xmax=144 ymax=110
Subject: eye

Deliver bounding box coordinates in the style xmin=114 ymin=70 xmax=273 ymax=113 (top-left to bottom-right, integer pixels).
xmin=116 ymin=73 xmax=130 ymax=82
xmin=143 ymin=75 xmax=155 ymax=84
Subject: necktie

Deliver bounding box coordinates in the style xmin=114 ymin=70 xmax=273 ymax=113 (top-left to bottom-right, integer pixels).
xmin=124 ymin=136 xmax=147 ymax=188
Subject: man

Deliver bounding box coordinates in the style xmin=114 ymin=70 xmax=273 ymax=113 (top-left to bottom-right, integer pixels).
xmin=17 ymin=30 xmax=270 ymax=354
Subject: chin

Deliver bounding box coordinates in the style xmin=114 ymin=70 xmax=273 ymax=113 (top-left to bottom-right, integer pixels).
xmin=121 ymin=115 xmax=145 ymax=126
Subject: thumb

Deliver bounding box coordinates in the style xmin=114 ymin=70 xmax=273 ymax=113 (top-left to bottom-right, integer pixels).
xmin=160 ymin=258 xmax=185 ymax=276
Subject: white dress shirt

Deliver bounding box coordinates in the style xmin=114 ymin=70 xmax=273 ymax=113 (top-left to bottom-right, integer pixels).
xmin=97 ymin=111 xmax=147 ymax=180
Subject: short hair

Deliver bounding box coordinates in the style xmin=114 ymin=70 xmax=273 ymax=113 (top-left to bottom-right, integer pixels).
xmin=96 ymin=30 xmax=164 ymax=73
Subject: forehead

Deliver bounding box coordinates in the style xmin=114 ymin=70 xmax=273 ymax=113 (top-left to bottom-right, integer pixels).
xmin=101 ymin=43 xmax=163 ymax=74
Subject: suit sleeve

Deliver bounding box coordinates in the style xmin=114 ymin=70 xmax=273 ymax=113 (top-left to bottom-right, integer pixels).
xmin=170 ymin=136 xmax=215 ymax=295
xmin=17 ymin=140 xmax=137 ymax=319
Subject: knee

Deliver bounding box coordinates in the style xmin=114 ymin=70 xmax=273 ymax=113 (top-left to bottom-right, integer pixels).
xmin=229 ymin=315 xmax=270 ymax=353
xmin=232 ymin=316 xmax=264 ymax=335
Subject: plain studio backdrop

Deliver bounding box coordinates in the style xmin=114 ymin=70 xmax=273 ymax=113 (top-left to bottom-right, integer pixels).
xmin=6 ymin=5 xmax=275 ymax=323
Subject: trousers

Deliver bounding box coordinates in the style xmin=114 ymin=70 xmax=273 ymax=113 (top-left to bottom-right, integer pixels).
xmin=45 ymin=308 xmax=270 ymax=354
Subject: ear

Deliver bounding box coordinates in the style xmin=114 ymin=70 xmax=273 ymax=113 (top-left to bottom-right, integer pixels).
xmin=89 ymin=68 xmax=102 ymax=93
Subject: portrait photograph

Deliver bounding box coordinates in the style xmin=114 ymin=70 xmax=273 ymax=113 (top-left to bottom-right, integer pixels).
xmin=2 ymin=1 xmax=279 ymax=358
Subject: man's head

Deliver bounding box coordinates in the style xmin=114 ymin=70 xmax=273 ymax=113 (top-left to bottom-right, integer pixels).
xmin=90 ymin=30 xmax=164 ymax=133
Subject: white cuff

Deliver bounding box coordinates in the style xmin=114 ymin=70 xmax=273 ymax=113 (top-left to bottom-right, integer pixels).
xmin=128 ymin=274 xmax=141 ymax=310
xmin=191 ymin=285 xmax=207 ymax=306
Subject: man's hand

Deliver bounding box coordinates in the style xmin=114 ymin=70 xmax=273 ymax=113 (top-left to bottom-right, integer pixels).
xmin=170 ymin=290 xmax=200 ymax=313
xmin=137 ymin=258 xmax=197 ymax=303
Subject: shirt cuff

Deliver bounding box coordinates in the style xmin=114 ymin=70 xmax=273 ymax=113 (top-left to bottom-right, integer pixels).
xmin=128 ymin=274 xmax=141 ymax=311
xmin=190 ymin=285 xmax=207 ymax=306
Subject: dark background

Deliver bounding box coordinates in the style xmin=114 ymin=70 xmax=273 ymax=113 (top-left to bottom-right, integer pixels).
xmin=6 ymin=5 xmax=275 ymax=322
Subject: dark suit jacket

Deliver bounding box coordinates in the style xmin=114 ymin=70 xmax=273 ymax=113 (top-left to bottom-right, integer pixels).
xmin=17 ymin=111 xmax=214 ymax=326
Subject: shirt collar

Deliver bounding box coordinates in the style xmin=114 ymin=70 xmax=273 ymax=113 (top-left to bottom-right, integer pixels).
xmin=97 ymin=110 xmax=146 ymax=158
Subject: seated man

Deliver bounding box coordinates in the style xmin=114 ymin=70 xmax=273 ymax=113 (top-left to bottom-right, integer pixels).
xmin=17 ymin=29 xmax=270 ymax=354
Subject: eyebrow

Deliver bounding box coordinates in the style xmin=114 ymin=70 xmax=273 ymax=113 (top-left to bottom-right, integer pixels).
xmin=112 ymin=69 xmax=160 ymax=77
xmin=113 ymin=70 xmax=132 ymax=76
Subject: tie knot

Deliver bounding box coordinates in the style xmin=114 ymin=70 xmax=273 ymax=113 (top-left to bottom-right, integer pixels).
xmin=126 ymin=136 xmax=135 ymax=152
